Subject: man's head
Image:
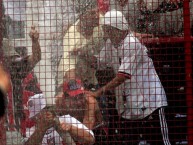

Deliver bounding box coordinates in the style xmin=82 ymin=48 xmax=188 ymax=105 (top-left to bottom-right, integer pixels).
xmin=102 ymin=10 xmax=129 ymax=43
xmin=56 ymin=79 xmax=86 ymax=121
xmin=79 ymin=8 xmax=100 ymax=37
xmin=2 ymin=38 xmax=19 ymax=57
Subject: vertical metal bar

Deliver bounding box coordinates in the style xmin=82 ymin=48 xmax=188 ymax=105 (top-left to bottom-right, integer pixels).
xmin=183 ymin=1 xmax=193 ymax=144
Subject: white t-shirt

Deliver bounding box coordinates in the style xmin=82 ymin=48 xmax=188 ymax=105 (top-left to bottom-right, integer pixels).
xmin=25 ymin=115 xmax=94 ymax=145
xmin=98 ymin=33 xmax=168 ymax=119
xmin=25 ymin=127 xmax=62 ymax=145
xmin=59 ymin=114 xmax=94 ymax=138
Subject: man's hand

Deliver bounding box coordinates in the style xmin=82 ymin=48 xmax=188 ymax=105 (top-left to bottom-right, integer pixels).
xmin=29 ymin=25 xmax=39 ymax=41
xmin=25 ymin=110 xmax=55 ymax=145
xmin=60 ymin=122 xmax=72 ymax=131
xmin=36 ymin=110 xmax=55 ymax=131
xmin=85 ymin=91 xmax=98 ymax=99
xmin=168 ymin=0 xmax=181 ymax=6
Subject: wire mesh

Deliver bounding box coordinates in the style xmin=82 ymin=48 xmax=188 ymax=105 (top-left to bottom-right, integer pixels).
xmin=0 ymin=0 xmax=193 ymax=145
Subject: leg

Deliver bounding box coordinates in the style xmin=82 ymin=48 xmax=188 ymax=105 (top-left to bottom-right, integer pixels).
xmin=142 ymin=107 xmax=171 ymax=145
xmin=120 ymin=117 xmax=141 ymax=145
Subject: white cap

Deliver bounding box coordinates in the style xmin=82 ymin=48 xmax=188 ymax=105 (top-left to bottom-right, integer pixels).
xmin=102 ymin=10 xmax=129 ymax=30
xmin=28 ymin=94 xmax=46 ymax=118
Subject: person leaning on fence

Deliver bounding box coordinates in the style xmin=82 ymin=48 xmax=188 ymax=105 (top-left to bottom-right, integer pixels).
xmin=86 ymin=10 xmax=171 ymax=145
xmin=2 ymin=25 xmax=41 ymax=145
xmin=25 ymin=79 xmax=96 ymax=145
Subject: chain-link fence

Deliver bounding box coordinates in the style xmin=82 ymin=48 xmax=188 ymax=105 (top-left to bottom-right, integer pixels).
xmin=0 ymin=0 xmax=193 ymax=144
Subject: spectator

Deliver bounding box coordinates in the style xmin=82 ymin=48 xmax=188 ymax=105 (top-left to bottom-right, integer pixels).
xmin=57 ymin=8 xmax=104 ymax=93
xmin=25 ymin=79 xmax=96 ymax=145
xmin=2 ymin=26 xmax=41 ymax=144
xmin=87 ymin=10 xmax=171 ymax=145
xmin=49 ymin=0 xmax=98 ymax=77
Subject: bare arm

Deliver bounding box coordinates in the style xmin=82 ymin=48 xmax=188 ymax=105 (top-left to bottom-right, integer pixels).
xmin=24 ymin=127 xmax=47 ymax=145
xmin=24 ymin=111 xmax=55 ymax=145
xmin=87 ymin=74 xmax=127 ymax=98
xmin=28 ymin=26 xmax=41 ymax=67
xmin=60 ymin=122 xmax=95 ymax=144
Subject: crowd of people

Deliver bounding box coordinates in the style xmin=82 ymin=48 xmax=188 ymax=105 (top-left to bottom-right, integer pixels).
xmin=0 ymin=0 xmax=192 ymax=144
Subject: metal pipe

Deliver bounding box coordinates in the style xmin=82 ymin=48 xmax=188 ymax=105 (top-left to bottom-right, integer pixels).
xmin=183 ymin=1 xmax=193 ymax=144
xmin=141 ymin=37 xmax=193 ymax=45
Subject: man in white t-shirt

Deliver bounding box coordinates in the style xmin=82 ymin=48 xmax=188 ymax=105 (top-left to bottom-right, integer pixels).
xmin=25 ymin=94 xmax=94 ymax=145
xmin=86 ymin=10 xmax=171 ymax=145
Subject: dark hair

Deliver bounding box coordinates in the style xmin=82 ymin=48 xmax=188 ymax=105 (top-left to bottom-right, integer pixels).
xmin=57 ymin=93 xmax=86 ymax=122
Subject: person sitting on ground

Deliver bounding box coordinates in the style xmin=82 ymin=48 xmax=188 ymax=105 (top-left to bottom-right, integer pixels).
xmin=25 ymin=79 xmax=98 ymax=145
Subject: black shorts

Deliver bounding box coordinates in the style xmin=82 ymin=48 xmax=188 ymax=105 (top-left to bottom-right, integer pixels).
xmin=119 ymin=107 xmax=171 ymax=145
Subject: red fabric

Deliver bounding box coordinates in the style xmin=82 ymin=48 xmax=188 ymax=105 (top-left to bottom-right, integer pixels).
xmin=97 ymin=0 xmax=110 ymax=13
xmin=21 ymin=73 xmax=40 ymax=136
xmin=20 ymin=90 xmax=36 ymax=136
xmin=22 ymin=73 xmax=33 ymax=86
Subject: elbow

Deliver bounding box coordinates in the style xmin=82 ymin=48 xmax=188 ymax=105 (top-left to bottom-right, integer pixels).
xmin=84 ymin=136 xmax=95 ymax=145
xmin=90 ymin=137 xmax=95 ymax=144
